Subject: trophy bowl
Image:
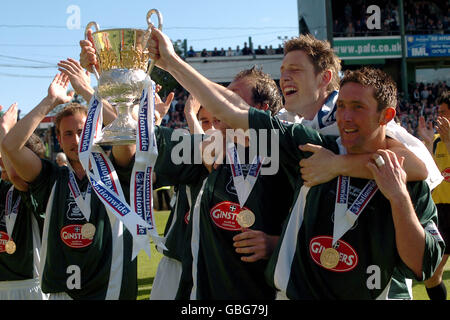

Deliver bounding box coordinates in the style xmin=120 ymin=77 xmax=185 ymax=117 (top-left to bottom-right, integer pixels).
xmin=86 ymin=9 xmax=162 ymax=145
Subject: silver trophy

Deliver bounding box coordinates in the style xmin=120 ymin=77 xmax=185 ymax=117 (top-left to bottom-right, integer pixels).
xmin=85 ymin=9 xmax=163 ymax=145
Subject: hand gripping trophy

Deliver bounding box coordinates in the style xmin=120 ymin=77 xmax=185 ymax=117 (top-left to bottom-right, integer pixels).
xmin=85 ymin=9 xmax=163 ymax=145
xmin=78 ymin=9 xmax=166 ymax=260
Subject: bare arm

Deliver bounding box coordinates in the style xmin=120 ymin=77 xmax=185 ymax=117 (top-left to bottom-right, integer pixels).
xmin=154 ymin=89 xmax=174 ymax=126
xmin=367 ymin=149 xmax=425 ymax=278
xmin=418 ymin=116 xmax=434 ymax=154
xmin=436 ymin=116 xmax=450 ymax=153
xmin=2 ymin=74 xmax=73 ymax=183
xmin=298 ymin=140 xmax=427 ymax=187
xmin=184 ymin=94 xmax=204 ymax=134
xmin=112 ymin=144 xmax=136 ymax=168
xmin=57 ymin=58 xmax=117 ymax=126
xmin=148 ymin=28 xmax=250 ymax=130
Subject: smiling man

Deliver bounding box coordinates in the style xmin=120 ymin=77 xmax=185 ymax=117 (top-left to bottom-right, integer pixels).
xmin=147 ymin=28 xmax=444 ymax=298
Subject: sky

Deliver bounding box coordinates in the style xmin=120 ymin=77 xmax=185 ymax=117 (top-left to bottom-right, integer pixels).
xmin=0 ymin=0 xmax=299 ymax=116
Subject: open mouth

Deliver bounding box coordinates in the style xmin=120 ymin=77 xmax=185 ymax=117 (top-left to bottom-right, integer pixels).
xmin=283 ymin=87 xmax=297 ymax=97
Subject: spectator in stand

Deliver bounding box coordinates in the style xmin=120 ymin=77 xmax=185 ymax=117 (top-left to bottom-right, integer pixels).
xmin=211 ymin=47 xmax=220 ymax=57
xmin=436 ymin=19 xmax=444 ymax=34
xmin=333 ymin=19 xmax=343 ymax=37
xmin=234 ymin=45 xmax=242 ymax=56
xmin=406 ymin=19 xmax=416 ymax=34
xmin=55 ymin=152 xmax=68 ymax=167
xmin=219 ymin=48 xmax=226 ymax=56
xmin=266 ymin=45 xmax=275 ymax=55
xmin=422 ymin=86 xmax=430 ymax=101
xmin=354 ymin=19 xmax=364 ymax=36
xmin=187 ymin=46 xmax=196 ymax=57
xmin=275 ymin=44 xmax=283 ymax=54
xmin=200 ymin=49 xmax=209 ymax=57
xmin=241 ymin=42 xmax=252 ymax=55
xmin=345 ymin=22 xmax=355 ymax=37
xmin=255 ymin=45 xmax=265 ymax=55
xmin=226 ymin=47 xmax=234 ymax=56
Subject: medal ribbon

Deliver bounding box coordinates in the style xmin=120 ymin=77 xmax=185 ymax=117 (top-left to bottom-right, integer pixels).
xmin=5 ymin=185 xmax=20 ymax=238
xmin=225 ymin=142 xmax=264 ymax=208
xmin=332 ymin=176 xmax=378 ymax=246
xmin=67 ymin=163 xmax=92 ymax=221
xmin=130 ymin=83 xmax=166 ymax=259
xmin=79 ymin=91 xmax=154 ymax=261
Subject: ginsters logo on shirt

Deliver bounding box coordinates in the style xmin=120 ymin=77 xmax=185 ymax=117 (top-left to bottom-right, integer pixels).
xmin=60 ymin=224 xmax=93 ymax=248
xmin=443 ymin=168 xmax=450 ymax=182
xmin=210 ymin=201 xmax=250 ymax=231
xmin=309 ymin=236 xmax=358 ymax=272
xmin=0 ymin=231 xmax=10 ymax=253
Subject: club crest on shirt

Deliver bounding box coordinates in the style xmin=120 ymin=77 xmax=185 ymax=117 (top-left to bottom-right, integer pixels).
xmin=60 ymin=224 xmax=93 ymax=248
xmin=66 ymin=200 xmax=84 ymax=220
xmin=443 ymin=167 xmax=450 ymax=182
xmin=184 ymin=210 xmax=190 ymax=224
xmin=210 ymin=201 xmax=249 ymax=231
xmin=0 ymin=231 xmax=10 ymax=253
xmin=309 ymin=236 xmax=358 ymax=272
xmin=225 ymin=164 xmax=251 ymax=196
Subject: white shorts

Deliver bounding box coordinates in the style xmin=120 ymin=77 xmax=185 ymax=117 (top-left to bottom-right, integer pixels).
xmin=48 ymin=292 xmax=73 ymax=300
xmin=275 ymin=290 xmax=289 ymax=300
xmin=0 ymin=278 xmax=48 ymax=300
xmin=150 ymin=255 xmax=182 ymax=300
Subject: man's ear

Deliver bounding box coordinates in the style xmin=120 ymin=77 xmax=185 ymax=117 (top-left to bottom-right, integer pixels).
xmin=260 ymin=103 xmax=269 ymax=111
xmin=254 ymin=103 xmax=269 ymax=111
xmin=380 ymin=107 xmax=396 ymax=125
xmin=320 ymin=69 xmax=332 ymax=89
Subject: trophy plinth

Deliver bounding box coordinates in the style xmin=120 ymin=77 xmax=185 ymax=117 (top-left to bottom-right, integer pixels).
xmin=86 ymin=9 xmax=163 ymax=145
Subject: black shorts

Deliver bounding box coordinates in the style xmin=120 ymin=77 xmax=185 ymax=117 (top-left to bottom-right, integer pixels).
xmin=436 ymin=203 xmax=450 ymax=254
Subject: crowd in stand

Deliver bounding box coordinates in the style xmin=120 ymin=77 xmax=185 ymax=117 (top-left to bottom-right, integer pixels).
xmin=186 ymin=42 xmax=284 ymax=58
xmin=397 ymin=80 xmax=450 ymax=137
xmin=332 ymin=0 xmax=449 ymax=37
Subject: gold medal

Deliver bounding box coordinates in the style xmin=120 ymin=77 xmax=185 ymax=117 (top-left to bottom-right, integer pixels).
xmin=236 ymin=209 xmax=255 ymax=228
xmin=81 ymin=223 xmax=96 ymax=239
xmin=5 ymin=240 xmax=16 ymax=255
xmin=320 ymin=247 xmax=340 ymax=269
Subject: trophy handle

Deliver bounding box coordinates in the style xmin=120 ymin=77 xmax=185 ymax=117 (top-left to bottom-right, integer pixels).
xmin=145 ymin=9 xmax=163 ymax=76
xmin=85 ymin=21 xmax=101 ymax=80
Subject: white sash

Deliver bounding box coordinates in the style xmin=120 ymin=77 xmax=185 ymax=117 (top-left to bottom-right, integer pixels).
xmin=4 ymin=185 xmax=20 ymax=240
xmin=79 ymin=90 xmax=160 ymax=261
xmin=225 ymin=143 xmax=264 ymax=208
xmin=332 ymin=176 xmax=378 ymax=246
xmin=66 ymin=163 xmax=92 ymax=221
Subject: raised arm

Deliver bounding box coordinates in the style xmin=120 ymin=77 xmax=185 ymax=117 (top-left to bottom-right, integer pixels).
xmin=148 ymin=28 xmax=250 ymax=130
xmin=418 ymin=116 xmax=435 ymax=154
xmin=2 ymin=74 xmax=73 ymax=183
xmin=184 ymin=94 xmax=204 ymax=134
xmin=57 ymin=58 xmax=117 ymax=126
xmin=436 ymin=116 xmax=450 ymax=153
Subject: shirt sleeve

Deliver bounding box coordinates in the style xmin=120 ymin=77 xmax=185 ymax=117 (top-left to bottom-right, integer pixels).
xmin=28 ymin=159 xmax=59 ymax=216
xmin=248 ymin=108 xmax=339 ymax=177
xmin=395 ymin=181 xmax=446 ymax=280
xmin=154 ymin=126 xmax=209 ymax=185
